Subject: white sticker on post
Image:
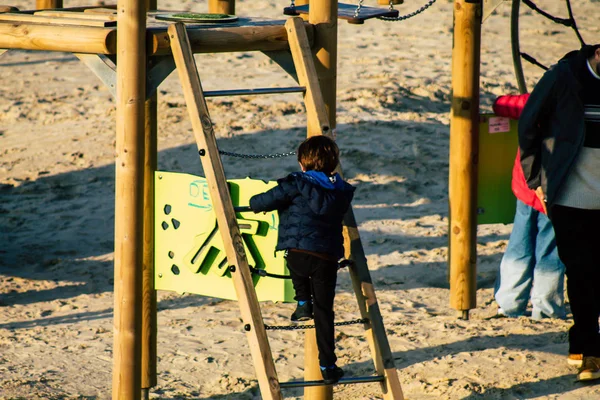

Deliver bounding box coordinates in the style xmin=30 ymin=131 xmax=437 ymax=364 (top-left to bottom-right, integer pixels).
xmin=488 ymin=117 xmax=510 ymax=134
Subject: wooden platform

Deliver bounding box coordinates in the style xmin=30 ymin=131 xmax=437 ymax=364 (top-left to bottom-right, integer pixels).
xmin=284 ymin=3 xmax=399 ymax=24
xmin=0 ymin=10 xmax=314 ymax=55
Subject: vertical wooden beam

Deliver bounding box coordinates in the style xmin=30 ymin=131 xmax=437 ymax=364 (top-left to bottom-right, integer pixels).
xmin=208 ymin=0 xmax=235 ymax=15
xmin=168 ymin=22 xmax=282 ymax=400
xmin=304 ymin=329 xmax=326 ymax=398
xmin=308 ymin=0 xmax=337 ymax=129
xmin=141 ymin=0 xmax=158 ymax=395
xmin=285 ymin=17 xmax=330 ymax=137
xmin=113 ymin=0 xmax=146 ymax=396
xmin=306 ymin=1 xmax=336 ymax=398
xmin=449 ymin=0 xmax=481 ymax=313
xmin=36 ymin=0 xmax=63 ymax=10
xmin=141 ymin=93 xmax=157 ymax=396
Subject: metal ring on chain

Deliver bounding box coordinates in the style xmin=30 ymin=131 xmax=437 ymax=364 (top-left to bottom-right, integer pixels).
xmin=377 ymin=0 xmax=437 ymax=21
xmin=264 ymin=318 xmax=369 ymax=331
xmin=218 ymin=150 xmax=296 ymax=159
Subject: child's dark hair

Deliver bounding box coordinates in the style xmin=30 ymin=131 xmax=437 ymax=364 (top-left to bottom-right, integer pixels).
xmin=297 ymin=135 xmax=339 ymax=175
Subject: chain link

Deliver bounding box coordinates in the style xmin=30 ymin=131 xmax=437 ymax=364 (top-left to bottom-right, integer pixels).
xmin=264 ymin=318 xmax=369 ymax=331
xmin=378 ymin=0 xmax=437 ymax=22
xmin=219 ymin=150 xmax=296 ymax=159
xmin=353 ymin=0 xmax=364 ymax=18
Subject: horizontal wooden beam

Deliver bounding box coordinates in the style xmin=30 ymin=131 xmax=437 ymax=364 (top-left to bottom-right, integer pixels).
xmin=0 ymin=22 xmax=116 ymax=54
xmin=0 ymin=20 xmax=314 ymax=56
xmin=0 ymin=13 xmax=116 ymax=26
xmin=149 ymin=22 xmax=314 ymax=55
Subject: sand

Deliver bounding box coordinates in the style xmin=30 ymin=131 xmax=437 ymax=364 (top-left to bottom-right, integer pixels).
xmin=2 ymin=0 xmax=600 ymax=398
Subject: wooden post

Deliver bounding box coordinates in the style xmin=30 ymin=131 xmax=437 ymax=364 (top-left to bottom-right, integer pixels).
xmin=169 ymin=22 xmax=282 ymax=400
xmin=113 ymin=0 xmax=146 ymax=396
xmin=141 ymin=0 xmax=158 ymax=395
xmin=449 ymin=0 xmax=481 ymax=313
xmin=208 ymin=0 xmax=235 ymax=15
xmin=306 ymin=1 xmax=336 ymax=398
xmin=36 ymin=0 xmax=63 ymax=10
xmin=308 ymin=0 xmax=337 ymax=129
xmin=304 ymin=329 xmax=328 ymax=400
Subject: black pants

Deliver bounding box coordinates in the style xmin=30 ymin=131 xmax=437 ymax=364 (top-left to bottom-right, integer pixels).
xmin=551 ymin=205 xmax=600 ymax=356
xmin=286 ymin=250 xmax=338 ymax=367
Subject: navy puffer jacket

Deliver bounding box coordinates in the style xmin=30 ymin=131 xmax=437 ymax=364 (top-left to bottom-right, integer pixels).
xmin=249 ymin=171 xmax=355 ymax=259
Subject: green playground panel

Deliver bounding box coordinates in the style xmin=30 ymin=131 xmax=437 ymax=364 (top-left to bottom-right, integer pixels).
xmin=155 ymin=171 xmax=295 ymax=302
xmin=477 ymin=114 xmax=518 ymax=225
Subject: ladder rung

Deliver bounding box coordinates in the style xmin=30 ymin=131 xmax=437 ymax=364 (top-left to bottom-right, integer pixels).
xmin=279 ymin=375 xmax=385 ymax=389
xmin=204 ymin=86 xmax=306 ymax=97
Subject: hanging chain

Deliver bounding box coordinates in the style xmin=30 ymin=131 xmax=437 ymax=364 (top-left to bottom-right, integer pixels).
xmin=264 ymin=318 xmax=369 ymax=331
xmin=218 ymin=150 xmax=296 ymax=159
xmin=290 ymin=0 xmax=295 ymax=10
xmin=378 ymin=0 xmax=437 ymax=22
xmin=353 ymin=0 xmax=365 ymax=18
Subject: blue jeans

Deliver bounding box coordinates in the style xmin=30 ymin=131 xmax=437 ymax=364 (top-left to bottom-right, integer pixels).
xmin=494 ymin=199 xmax=566 ymax=320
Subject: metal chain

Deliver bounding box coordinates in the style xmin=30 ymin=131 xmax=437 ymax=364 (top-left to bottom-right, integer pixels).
xmin=264 ymin=318 xmax=369 ymax=331
xmin=378 ymin=0 xmax=437 ymax=22
xmin=353 ymin=0 xmax=364 ymax=19
xmin=290 ymin=0 xmax=295 ymax=10
xmin=219 ymin=150 xmax=296 ymax=159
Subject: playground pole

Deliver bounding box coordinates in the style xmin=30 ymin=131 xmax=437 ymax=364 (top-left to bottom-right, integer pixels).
xmin=208 ymin=0 xmax=235 ymax=15
xmin=141 ymin=0 xmax=158 ymax=395
xmin=448 ymin=0 xmax=481 ymax=316
xmin=309 ymin=0 xmax=337 ymax=129
xmin=113 ymin=0 xmax=146 ymax=396
xmin=35 ymin=0 xmax=63 ymax=9
xmin=304 ymin=0 xmax=336 ymax=399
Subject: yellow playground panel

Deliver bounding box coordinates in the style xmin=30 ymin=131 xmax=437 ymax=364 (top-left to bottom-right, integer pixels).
xmin=477 ymin=114 xmax=518 ymax=225
xmin=155 ymin=171 xmax=295 ymax=302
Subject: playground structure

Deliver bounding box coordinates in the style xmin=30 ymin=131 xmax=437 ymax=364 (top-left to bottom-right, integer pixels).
xmin=0 ymin=0 xmax=501 ymax=397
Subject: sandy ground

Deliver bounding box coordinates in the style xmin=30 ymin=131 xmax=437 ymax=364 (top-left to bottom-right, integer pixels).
xmin=2 ymin=0 xmax=600 ymax=398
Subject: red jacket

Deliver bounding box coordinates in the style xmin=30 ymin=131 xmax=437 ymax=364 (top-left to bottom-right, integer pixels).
xmin=493 ymin=94 xmax=545 ymax=214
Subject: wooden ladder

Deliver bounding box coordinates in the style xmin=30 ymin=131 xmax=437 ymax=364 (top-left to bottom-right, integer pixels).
xmin=168 ymin=18 xmax=404 ymax=400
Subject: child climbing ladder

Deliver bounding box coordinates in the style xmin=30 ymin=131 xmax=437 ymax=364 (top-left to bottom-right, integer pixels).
xmin=168 ymin=18 xmax=404 ymax=399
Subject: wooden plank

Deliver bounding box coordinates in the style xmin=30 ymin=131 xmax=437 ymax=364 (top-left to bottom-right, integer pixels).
xmin=168 ymin=22 xmax=282 ymax=400
xmin=149 ymin=21 xmax=314 ymax=56
xmin=84 ymin=7 xmax=118 ymax=14
xmin=0 ymin=13 xmax=117 ymax=27
xmin=285 ymin=17 xmax=330 ymax=137
xmin=449 ymin=0 xmax=481 ymax=313
xmin=34 ymin=10 xmax=118 ymax=21
xmin=112 ymin=0 xmax=147 ymax=396
xmin=0 ymin=22 xmax=117 ymax=54
xmin=343 ymin=210 xmax=405 ymax=400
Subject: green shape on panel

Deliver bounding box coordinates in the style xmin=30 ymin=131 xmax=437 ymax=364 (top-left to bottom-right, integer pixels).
xmin=477 ymin=114 xmax=518 ymax=225
xmin=155 ymin=171 xmax=295 ymax=302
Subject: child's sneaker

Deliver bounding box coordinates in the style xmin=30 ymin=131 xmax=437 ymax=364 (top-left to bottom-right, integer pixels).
xmin=321 ymin=366 xmax=344 ymax=384
xmin=290 ymin=302 xmax=312 ymax=322
xmin=568 ymin=353 xmax=583 ymax=368
xmin=577 ymin=356 xmax=600 ymax=381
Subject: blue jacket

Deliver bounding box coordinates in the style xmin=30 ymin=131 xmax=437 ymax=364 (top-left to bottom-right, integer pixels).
xmin=249 ymin=171 xmax=355 ymax=258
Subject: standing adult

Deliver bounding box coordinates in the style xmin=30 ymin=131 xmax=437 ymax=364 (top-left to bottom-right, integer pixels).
xmin=519 ymin=44 xmax=600 ymax=381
